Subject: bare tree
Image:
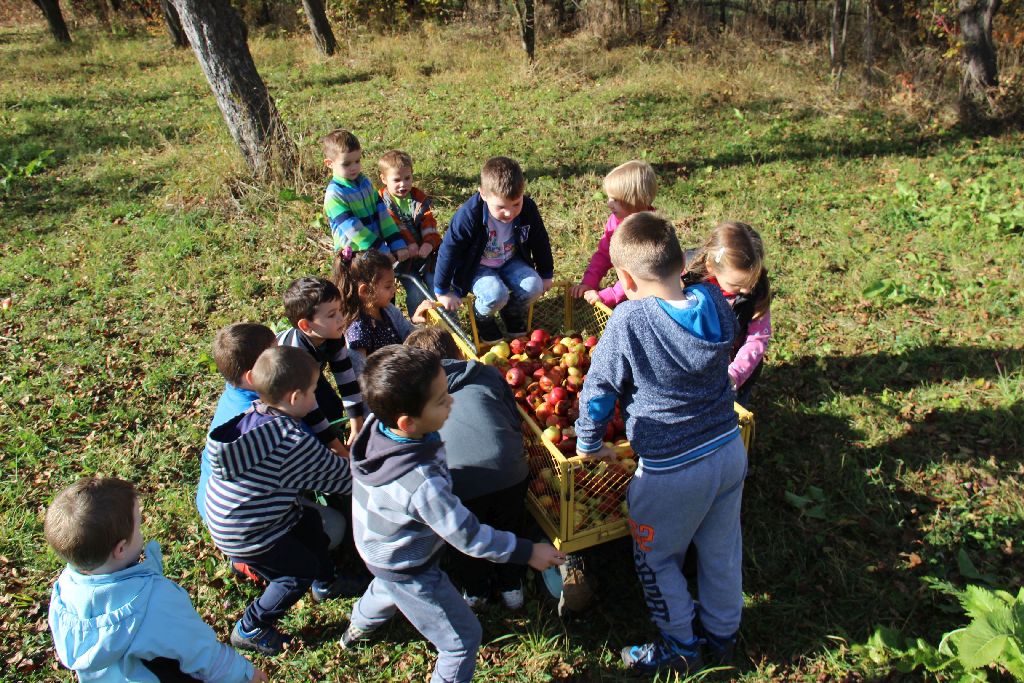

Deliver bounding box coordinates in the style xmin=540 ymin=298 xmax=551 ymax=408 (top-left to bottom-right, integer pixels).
xmin=160 ymin=0 xmax=188 ymax=47
xmin=31 ymin=0 xmax=71 ymax=43
xmin=169 ymin=0 xmax=297 ymax=180
xmin=829 ymin=0 xmax=851 ymax=83
xmin=958 ymin=0 xmax=1001 ymax=125
xmin=511 ymin=0 xmax=536 ymax=61
xmin=301 ymin=0 xmax=337 ymax=56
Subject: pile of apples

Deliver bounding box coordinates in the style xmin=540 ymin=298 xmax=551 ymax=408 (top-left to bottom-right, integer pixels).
xmin=479 ymin=328 xmax=638 ymax=531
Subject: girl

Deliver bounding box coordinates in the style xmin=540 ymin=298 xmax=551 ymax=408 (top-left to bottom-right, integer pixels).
xmin=570 ymin=160 xmax=657 ymax=307
xmin=332 ymin=250 xmax=416 ymax=376
xmin=684 ymin=221 xmax=772 ymax=406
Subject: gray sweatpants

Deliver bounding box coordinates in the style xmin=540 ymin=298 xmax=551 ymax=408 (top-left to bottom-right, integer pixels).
xmin=627 ymin=434 xmax=747 ymax=642
xmin=349 ymin=564 xmax=482 ymax=683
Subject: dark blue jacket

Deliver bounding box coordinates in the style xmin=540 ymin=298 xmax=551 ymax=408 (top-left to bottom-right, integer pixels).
xmin=433 ymin=192 xmax=554 ymax=297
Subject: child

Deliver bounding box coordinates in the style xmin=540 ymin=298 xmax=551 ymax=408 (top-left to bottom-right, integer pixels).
xmin=277 ymin=276 xmax=365 ymax=449
xmin=342 ymin=345 xmax=565 ymax=682
xmin=205 ymin=346 xmax=367 ymax=655
xmin=332 ymin=249 xmax=416 ymax=377
xmin=684 ymin=221 xmax=772 ymax=407
xmin=378 ymin=149 xmax=441 ymax=316
xmin=433 ymin=156 xmax=554 ymax=343
xmin=574 ymin=212 xmax=746 ymax=675
xmin=322 ymin=129 xmax=410 ymax=261
xmin=404 ymin=327 xmax=529 ymax=610
xmin=570 ymin=160 xmax=657 ymax=308
xmin=46 ymin=477 xmax=267 ymax=683
xmin=196 ymin=323 xmax=276 ymax=524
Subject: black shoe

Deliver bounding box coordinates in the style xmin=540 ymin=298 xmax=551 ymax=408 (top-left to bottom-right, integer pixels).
xmin=500 ymin=311 xmax=527 ymax=337
xmin=230 ymin=621 xmax=291 ymax=655
xmin=475 ymin=316 xmax=503 ymax=344
xmin=703 ymin=630 xmax=737 ymax=666
xmin=311 ymin=573 xmax=370 ymax=603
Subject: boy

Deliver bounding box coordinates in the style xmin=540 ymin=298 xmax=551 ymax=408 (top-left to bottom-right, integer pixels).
xmin=46 ymin=477 xmax=266 ymax=683
xmin=343 ymin=345 xmax=565 ymax=682
xmin=205 ymin=346 xmax=366 ymax=655
xmin=404 ymin=327 xmax=529 ymax=610
xmin=433 ymin=156 xmax=554 ymax=343
xmin=322 ymin=129 xmax=409 ymax=261
xmin=378 ymin=149 xmax=441 ymax=316
xmin=196 ymin=323 xmax=276 ymax=524
xmin=574 ymin=212 xmax=746 ymax=675
xmin=277 ymin=276 xmax=365 ymax=450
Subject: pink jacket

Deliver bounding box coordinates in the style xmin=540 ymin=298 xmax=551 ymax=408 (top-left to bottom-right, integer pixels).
xmin=580 ymin=213 xmax=640 ymax=307
xmin=728 ymin=310 xmax=771 ymax=389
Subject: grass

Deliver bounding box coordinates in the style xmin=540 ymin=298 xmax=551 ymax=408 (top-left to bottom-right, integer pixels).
xmin=1 ymin=16 xmax=1023 ymax=682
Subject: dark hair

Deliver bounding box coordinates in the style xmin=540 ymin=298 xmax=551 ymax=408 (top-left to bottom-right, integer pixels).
xmin=480 ymin=156 xmax=525 ymax=199
xmin=609 ymin=211 xmax=683 ymax=281
xmin=283 ymin=277 xmax=342 ymax=326
xmin=332 ymin=249 xmax=394 ymax=321
xmin=212 ymin=323 xmax=276 ymax=385
xmin=685 ymin=221 xmax=771 ymax=318
xmin=45 ymin=477 xmax=138 ymax=572
xmin=251 ymin=346 xmax=321 ymax=404
xmin=405 ymin=326 xmax=463 ymax=360
xmin=321 ymin=129 xmax=361 ymax=160
xmin=360 ymin=345 xmax=442 ymax=428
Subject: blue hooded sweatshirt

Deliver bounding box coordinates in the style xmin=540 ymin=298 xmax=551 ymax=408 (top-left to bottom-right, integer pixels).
xmin=48 ymin=541 xmax=253 ymax=683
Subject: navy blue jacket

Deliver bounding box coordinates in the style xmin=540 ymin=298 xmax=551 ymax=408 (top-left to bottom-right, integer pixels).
xmin=433 ymin=192 xmax=554 ymax=297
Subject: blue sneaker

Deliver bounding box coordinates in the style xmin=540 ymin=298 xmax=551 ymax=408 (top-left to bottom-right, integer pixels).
xmin=620 ymin=633 xmax=703 ymax=675
xmin=230 ymin=620 xmax=291 ymax=655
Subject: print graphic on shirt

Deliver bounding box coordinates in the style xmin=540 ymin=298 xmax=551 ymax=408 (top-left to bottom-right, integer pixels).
xmin=481 ymin=219 xmax=515 ymax=267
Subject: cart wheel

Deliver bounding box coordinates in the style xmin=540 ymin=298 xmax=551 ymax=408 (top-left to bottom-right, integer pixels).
xmin=538 ymin=552 xmax=594 ymax=617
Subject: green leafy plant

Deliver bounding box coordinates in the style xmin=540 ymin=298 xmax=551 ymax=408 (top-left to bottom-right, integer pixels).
xmin=0 ymin=149 xmax=54 ymax=193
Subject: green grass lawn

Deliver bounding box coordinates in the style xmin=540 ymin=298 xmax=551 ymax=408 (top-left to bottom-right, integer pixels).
xmin=1 ymin=18 xmax=1022 ymax=682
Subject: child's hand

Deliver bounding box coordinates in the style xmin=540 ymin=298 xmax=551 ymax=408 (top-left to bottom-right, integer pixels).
xmin=394 ymin=248 xmax=412 ymax=262
xmin=528 ymin=542 xmax=567 ymax=571
xmin=582 ymin=290 xmax=601 ymax=305
xmin=348 ymin=416 xmax=364 ymax=446
xmin=418 ymin=243 xmax=434 ymax=259
xmin=437 ymin=293 xmax=462 ymax=311
xmin=411 ymin=299 xmax=436 ymax=324
xmin=542 ymin=278 xmax=554 ymax=293
xmin=569 ymin=283 xmax=593 ymax=298
xmin=249 ymin=668 xmax=269 ymax=683
xmin=328 ymin=437 xmax=349 ymax=459
xmin=578 ymin=443 xmax=616 ymax=461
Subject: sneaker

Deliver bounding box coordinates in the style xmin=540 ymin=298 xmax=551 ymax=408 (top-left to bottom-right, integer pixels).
xmin=230 ymin=620 xmax=291 ymax=655
xmin=703 ymin=631 xmax=737 ymax=667
xmin=500 ymin=311 xmax=527 ymax=337
xmin=475 ymin=316 xmax=503 ymax=344
xmin=462 ymin=592 xmax=488 ymax=611
xmin=620 ymin=634 xmax=703 ymax=675
xmin=499 ymin=584 xmax=525 ymax=610
xmin=339 ymin=621 xmax=378 ymax=650
xmin=311 ymin=573 xmax=371 ymax=603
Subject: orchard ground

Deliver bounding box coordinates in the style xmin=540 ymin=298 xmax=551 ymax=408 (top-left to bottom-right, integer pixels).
xmin=1 ymin=18 xmax=1022 ymax=683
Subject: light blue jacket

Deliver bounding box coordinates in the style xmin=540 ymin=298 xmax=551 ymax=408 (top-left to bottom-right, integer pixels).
xmin=48 ymin=541 xmax=253 ymax=683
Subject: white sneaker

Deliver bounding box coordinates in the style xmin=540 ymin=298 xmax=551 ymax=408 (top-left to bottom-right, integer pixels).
xmin=463 ymin=592 xmax=487 ymax=610
xmin=499 ymin=585 xmax=525 ymax=610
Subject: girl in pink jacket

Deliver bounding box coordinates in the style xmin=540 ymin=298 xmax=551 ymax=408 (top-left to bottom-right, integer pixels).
xmin=570 ymin=160 xmax=657 ymax=307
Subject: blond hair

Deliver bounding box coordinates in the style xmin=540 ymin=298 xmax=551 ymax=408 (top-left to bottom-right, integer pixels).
xmin=378 ymin=150 xmax=413 ymax=175
xmin=609 ymin=211 xmax=682 ymax=281
xmin=480 ymin=156 xmax=525 ymax=199
xmin=321 ymin=129 xmax=360 ymax=160
xmin=603 ymin=160 xmax=657 ymax=210
xmin=685 ymin=221 xmax=771 ymax=317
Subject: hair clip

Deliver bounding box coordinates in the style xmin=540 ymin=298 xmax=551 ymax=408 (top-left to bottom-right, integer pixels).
xmin=714 ymin=246 xmax=725 ymax=264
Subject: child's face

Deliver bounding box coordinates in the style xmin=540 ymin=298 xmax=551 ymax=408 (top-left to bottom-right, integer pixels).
xmin=708 ymin=262 xmax=756 ymax=296
xmin=409 ymin=368 xmax=453 ymax=434
xmin=327 ymin=149 xmax=362 ymax=181
xmin=370 ymin=268 xmax=398 ymax=310
xmin=304 ymin=298 xmax=347 ymax=341
xmin=480 ymin=190 xmax=524 ymax=223
xmin=381 ymin=165 xmax=413 ymax=199
xmin=607 ymin=196 xmax=638 ymax=221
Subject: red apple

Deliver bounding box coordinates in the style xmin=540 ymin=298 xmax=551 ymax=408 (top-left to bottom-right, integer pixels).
xmin=510 ymin=338 xmax=528 ymax=355
xmin=525 ymin=341 xmax=543 ymax=358
xmin=584 ymin=335 xmax=598 ymax=349
xmin=551 ymin=343 xmax=568 ymax=356
xmin=538 ymin=374 xmax=555 ymax=392
xmin=529 ymin=478 xmax=547 ymax=495
xmin=549 ymin=386 xmax=569 ymax=403
xmin=535 ymin=402 xmax=553 ymax=423
xmin=505 ymin=366 xmax=526 ymax=388
xmin=545 ymin=414 xmax=560 ymax=428
xmin=530 ymin=329 xmax=551 ymax=345
xmin=554 ymin=399 xmax=572 ymax=416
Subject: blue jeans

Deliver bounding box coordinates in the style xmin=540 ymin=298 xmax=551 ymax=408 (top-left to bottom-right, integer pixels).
xmin=470 ymin=257 xmax=544 ymax=318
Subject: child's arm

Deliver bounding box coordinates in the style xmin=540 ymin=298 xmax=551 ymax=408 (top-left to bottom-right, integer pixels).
xmin=596 ymin=280 xmax=628 ymax=307
xmin=574 ymin=317 xmax=631 ymax=458
xmin=416 ymin=190 xmax=441 ymax=256
xmin=433 ymin=209 xmax=475 ymax=309
xmin=326 ymin=187 xmax=387 ymax=254
xmin=327 ymin=342 xmax=366 ymax=422
xmin=579 ymin=215 xmax=616 ymax=291
xmin=730 ymin=310 xmax=772 ymax=389
xmin=279 ymin=427 xmax=353 ymax=494
xmin=523 ymin=200 xmax=555 ymax=290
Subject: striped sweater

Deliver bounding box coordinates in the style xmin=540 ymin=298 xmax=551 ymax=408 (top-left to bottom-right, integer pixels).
xmin=324 ymin=174 xmax=406 ymax=255
xmin=276 ymin=327 xmax=365 ymax=444
xmin=349 ymin=416 xmax=532 ymax=581
xmin=204 ymin=409 xmax=352 ymax=559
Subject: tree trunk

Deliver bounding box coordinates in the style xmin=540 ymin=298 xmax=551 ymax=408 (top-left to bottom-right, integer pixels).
xmin=512 ymin=0 xmax=536 ymax=61
xmin=301 ymin=0 xmax=337 ymax=56
xmin=958 ymin=0 xmax=1001 ymax=125
xmin=862 ymin=0 xmax=876 ymax=83
xmin=829 ymin=0 xmax=851 ymax=82
xmin=161 ymin=0 xmax=188 ymax=47
xmin=169 ymin=0 xmax=296 ymax=181
xmin=31 ymin=0 xmax=72 ymax=43
xmin=653 ymin=0 xmax=676 ymax=43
